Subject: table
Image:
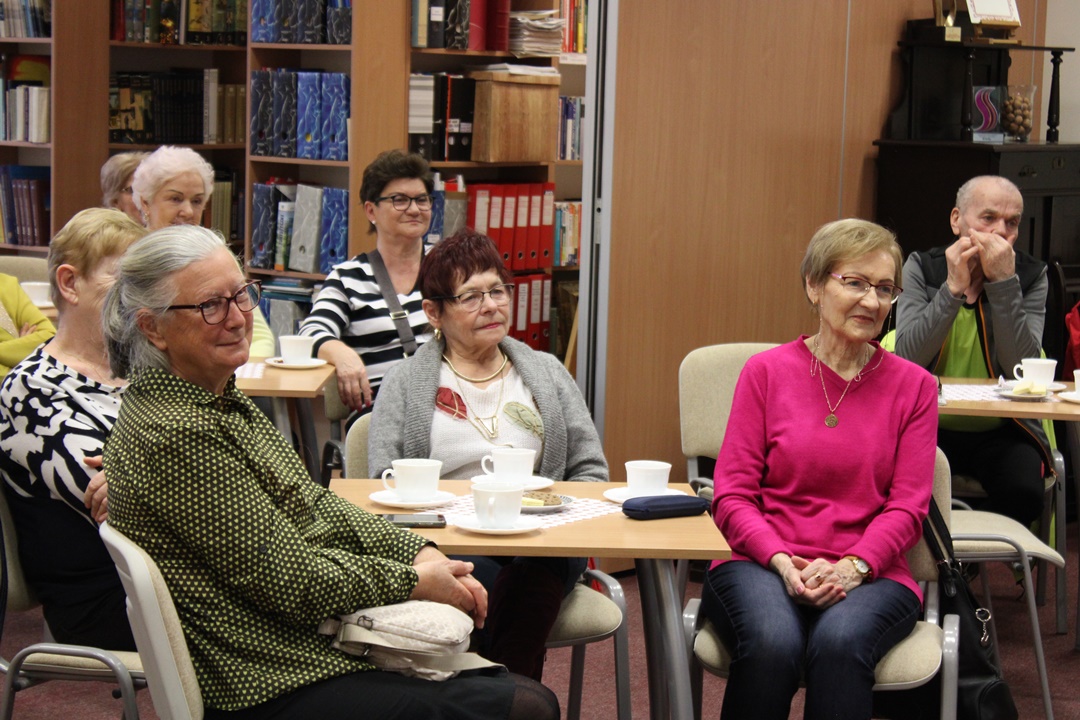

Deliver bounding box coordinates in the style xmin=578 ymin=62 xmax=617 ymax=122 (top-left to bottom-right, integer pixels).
xmin=331 ymin=479 xmax=731 ymax=720
xmin=237 ymin=358 xmax=336 ymax=480
xmin=938 ymin=377 xmax=1078 ymax=637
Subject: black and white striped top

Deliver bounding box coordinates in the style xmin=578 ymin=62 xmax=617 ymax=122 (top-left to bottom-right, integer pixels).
xmin=298 ymin=249 xmax=433 ymax=391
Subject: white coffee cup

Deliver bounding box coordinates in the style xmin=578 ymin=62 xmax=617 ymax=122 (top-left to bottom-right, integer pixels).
xmin=480 ymin=447 xmax=536 ymax=483
xmin=1012 ymin=358 xmax=1057 ymax=387
xmin=472 ymin=481 xmax=524 ymax=529
xmin=381 ymin=459 xmax=442 ymax=501
xmin=20 ymin=281 xmax=49 ymax=306
xmin=278 ymin=334 xmax=315 ymax=363
xmin=625 ymin=460 xmax=672 ymax=497
xmin=1074 ymin=368 xmax=1080 ymax=389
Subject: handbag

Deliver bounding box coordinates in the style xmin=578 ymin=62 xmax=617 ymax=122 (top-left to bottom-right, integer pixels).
xmin=318 ymin=599 xmax=501 ymax=681
xmin=875 ymin=498 xmax=1018 ymax=720
xmin=924 ymin=498 xmax=1018 ymax=720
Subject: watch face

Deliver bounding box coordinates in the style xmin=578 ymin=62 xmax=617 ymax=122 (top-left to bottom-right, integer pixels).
xmin=854 ymin=558 xmax=870 ymax=574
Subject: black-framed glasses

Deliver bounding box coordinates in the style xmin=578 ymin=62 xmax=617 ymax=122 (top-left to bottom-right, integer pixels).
xmin=165 ymin=281 xmax=262 ymax=325
xmin=373 ymin=193 xmax=433 ymax=212
xmin=828 ymin=273 xmax=903 ymax=305
xmin=433 ymin=284 xmax=514 ymax=312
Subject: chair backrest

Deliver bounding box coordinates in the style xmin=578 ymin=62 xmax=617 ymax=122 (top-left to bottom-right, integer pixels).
xmin=0 ymin=487 xmax=38 ymax=612
xmin=0 ymin=256 xmax=48 ymax=283
xmin=907 ymin=447 xmax=953 ymax=583
xmin=323 ymin=380 xmax=350 ymax=424
xmin=344 ymin=412 xmax=372 ymax=478
xmin=678 ymin=343 xmax=777 ymax=462
xmin=99 ymin=522 xmax=203 ymax=720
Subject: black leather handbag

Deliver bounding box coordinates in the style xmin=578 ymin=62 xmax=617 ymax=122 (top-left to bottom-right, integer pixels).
xmin=876 ymin=499 xmax=1018 ymax=720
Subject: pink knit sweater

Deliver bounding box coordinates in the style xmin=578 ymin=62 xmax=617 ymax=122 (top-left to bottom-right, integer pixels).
xmin=710 ymin=337 xmax=938 ymax=600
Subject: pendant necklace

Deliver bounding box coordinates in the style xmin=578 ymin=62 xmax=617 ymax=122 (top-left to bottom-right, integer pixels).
xmin=446 ymin=360 xmax=507 ymax=439
xmin=811 ymin=336 xmax=875 ymax=428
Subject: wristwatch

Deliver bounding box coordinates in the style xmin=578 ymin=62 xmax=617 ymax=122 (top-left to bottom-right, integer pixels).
xmin=844 ymin=555 xmax=872 ymax=581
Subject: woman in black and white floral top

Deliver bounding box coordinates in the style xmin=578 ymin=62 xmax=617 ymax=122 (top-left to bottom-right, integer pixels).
xmin=0 ymin=208 xmax=146 ymax=649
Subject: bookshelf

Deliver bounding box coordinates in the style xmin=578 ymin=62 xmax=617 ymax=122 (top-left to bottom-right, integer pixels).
xmin=0 ymin=9 xmax=110 ymax=256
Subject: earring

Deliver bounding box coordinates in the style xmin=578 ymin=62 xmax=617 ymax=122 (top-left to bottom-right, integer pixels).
xmin=434 ymin=327 xmax=442 ymax=341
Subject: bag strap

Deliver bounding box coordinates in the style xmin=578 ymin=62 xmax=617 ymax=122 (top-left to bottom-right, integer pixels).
xmin=368 ymin=249 xmax=418 ymax=357
xmin=921 ymin=497 xmax=962 ymax=598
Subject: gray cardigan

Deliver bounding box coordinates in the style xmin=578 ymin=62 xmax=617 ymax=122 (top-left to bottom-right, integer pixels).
xmin=369 ymin=337 xmax=608 ymax=482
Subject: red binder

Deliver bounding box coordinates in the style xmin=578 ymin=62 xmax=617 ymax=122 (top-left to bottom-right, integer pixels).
xmin=538 ymin=182 xmax=556 ymax=268
xmin=526 ymin=183 xmax=542 ymax=269
xmin=468 ymin=183 xmax=491 ymax=234
xmin=498 ymin=184 xmax=517 ymax=268
xmin=487 ymin=184 xmax=505 ymax=258
xmin=513 ymin=274 xmax=530 ymax=342
xmin=512 ymin=184 xmax=530 ymax=270
xmin=526 ymin=273 xmax=544 ymax=349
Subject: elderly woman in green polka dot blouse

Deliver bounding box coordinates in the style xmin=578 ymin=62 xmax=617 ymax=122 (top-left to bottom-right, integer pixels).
xmin=100 ymin=225 xmax=558 ymax=720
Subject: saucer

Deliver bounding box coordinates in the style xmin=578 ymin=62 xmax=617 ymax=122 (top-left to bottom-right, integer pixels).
xmin=521 ymin=494 xmax=575 ymax=514
xmin=603 ymin=487 xmax=686 ymax=505
xmin=452 ymin=515 xmax=545 ymax=535
xmin=999 ymin=390 xmax=1050 ymax=403
xmin=996 ymin=380 xmax=1065 ymax=393
xmin=1058 ymin=391 xmax=1080 ymax=405
xmin=469 ymin=475 xmax=555 ymax=491
xmin=265 ymin=357 xmax=328 ymax=370
xmin=368 ymin=489 xmax=456 ymax=509
xmin=31 ymin=300 xmax=54 ymax=309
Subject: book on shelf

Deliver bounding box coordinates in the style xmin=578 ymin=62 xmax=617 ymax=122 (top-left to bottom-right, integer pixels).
xmin=444 ymin=75 xmax=474 ymax=162
xmin=250 ymin=68 xmax=272 ymax=154
xmin=410 ymin=0 xmax=428 ymax=48
xmin=512 ymin=184 xmax=529 ymax=270
xmin=0 ymin=164 xmax=49 ymax=246
xmin=295 ymin=70 xmax=322 ymax=159
xmin=427 ymin=0 xmax=444 ymax=49
xmin=407 ymin=73 xmax=435 ymax=160
xmin=186 ymin=0 xmax=213 ymax=43
xmin=278 ymin=0 xmax=299 ymax=43
xmin=297 ymin=0 xmax=327 ymax=44
xmin=270 ymin=68 xmax=298 ymax=158
xmin=466 ymin=0 xmax=485 ymax=50
xmin=272 ymin=199 xmax=296 ymax=271
xmin=486 ymin=0 xmax=509 ymax=52
xmin=512 ymin=274 xmax=529 ymax=342
xmin=203 ymin=67 xmax=220 ymax=144
xmin=320 ymin=71 xmax=348 ymax=161
xmin=325 ymin=0 xmax=350 ymax=44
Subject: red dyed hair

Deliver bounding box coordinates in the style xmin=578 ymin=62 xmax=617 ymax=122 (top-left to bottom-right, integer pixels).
xmin=419 ymin=228 xmax=512 ymax=308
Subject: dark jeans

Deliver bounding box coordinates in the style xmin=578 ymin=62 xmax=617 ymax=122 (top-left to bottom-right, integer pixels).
xmin=701 ymin=560 xmax=919 ymax=720
xmin=938 ymin=426 xmax=1045 ymax=525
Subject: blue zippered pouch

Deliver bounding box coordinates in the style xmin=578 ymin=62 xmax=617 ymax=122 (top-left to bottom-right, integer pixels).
xmin=622 ymin=495 xmax=710 ymax=520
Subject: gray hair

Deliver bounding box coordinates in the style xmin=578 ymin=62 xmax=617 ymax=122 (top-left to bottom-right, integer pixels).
xmin=100 ymin=151 xmax=150 ymax=208
xmin=130 ymin=146 xmax=215 ymax=220
xmin=103 ymin=225 xmax=231 ymax=379
xmin=955 ymin=175 xmax=1023 ymax=213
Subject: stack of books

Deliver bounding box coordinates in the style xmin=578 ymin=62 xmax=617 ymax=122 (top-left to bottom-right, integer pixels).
xmin=0 ymin=0 xmax=50 ymax=38
xmin=111 ymin=0 xmax=249 ymax=45
xmin=508 ymin=10 xmax=564 ymax=57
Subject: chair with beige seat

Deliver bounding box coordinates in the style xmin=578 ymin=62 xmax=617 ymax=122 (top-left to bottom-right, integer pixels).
xmin=0 ymin=490 xmax=144 ymax=720
xmin=682 ymin=447 xmax=961 ymax=719
xmin=342 ymin=416 xmax=632 ymax=719
xmin=99 ymin=521 xmax=203 ymax=720
xmin=0 ymin=256 xmax=48 ymax=283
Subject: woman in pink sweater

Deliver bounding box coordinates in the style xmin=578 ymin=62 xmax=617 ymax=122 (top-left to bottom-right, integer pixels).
xmin=701 ymin=219 xmax=938 ymax=720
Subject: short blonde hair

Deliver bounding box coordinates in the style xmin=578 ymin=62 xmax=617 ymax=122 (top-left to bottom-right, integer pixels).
xmin=48 ymin=208 xmax=148 ymax=307
xmin=800 ymin=219 xmax=903 ymax=303
xmin=100 ymin=151 xmax=150 ymax=208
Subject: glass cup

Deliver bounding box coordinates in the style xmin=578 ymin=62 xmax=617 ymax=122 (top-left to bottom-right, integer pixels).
xmin=472 ymin=481 xmax=524 ymax=529
xmin=381 ymin=459 xmax=442 ymax=501
xmin=480 ymin=447 xmax=536 ymax=483
xmin=278 ymin=334 xmax=315 ymax=363
xmin=625 ymin=460 xmax=672 ymax=497
xmin=1003 ymin=85 xmax=1036 ymax=142
xmin=1012 ymin=358 xmax=1056 ymax=387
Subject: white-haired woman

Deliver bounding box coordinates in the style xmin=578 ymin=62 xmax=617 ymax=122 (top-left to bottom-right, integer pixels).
xmin=131 ymin=145 xmax=275 ymax=357
xmin=101 ymin=224 xmax=558 ymax=720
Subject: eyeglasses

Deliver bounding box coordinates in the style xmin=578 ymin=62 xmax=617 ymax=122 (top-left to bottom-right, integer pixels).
xmin=433 ymin=284 xmax=514 ymax=312
xmin=828 ymin=273 xmax=903 ymax=304
xmin=373 ymin=193 xmax=433 ymax=212
xmin=165 ymin=281 xmax=262 ymax=325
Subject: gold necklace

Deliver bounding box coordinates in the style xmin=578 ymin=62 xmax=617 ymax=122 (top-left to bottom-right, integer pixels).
xmin=447 ymin=362 xmax=507 ymax=439
xmin=442 ymin=350 xmax=508 ymax=383
xmin=811 ymin=336 xmax=873 ymax=428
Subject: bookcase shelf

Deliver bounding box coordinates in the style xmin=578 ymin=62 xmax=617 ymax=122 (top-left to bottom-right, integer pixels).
xmin=248 ymin=267 xmax=326 ymax=282
xmin=107 ymin=143 xmax=247 ymax=151
xmin=250 ymin=43 xmax=351 ymax=52
xmin=0 ymin=141 xmax=49 ymax=149
xmin=109 ymin=41 xmax=245 ymax=51
xmin=249 ymin=157 xmax=350 ymax=169
xmin=0 ymin=38 xmax=50 ymax=46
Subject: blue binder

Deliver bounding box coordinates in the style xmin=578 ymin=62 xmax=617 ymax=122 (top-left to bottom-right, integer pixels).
xmin=271 ymin=69 xmax=298 ymax=158
xmin=250 ymin=183 xmax=277 ymax=269
xmin=249 ymin=69 xmax=273 ymax=156
xmin=295 ymin=71 xmax=323 ymax=160
xmin=320 ymin=72 xmax=349 ymax=161
xmin=319 ymin=186 xmax=349 ymax=274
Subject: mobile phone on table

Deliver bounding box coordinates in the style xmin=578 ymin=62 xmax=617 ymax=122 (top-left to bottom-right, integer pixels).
xmin=380 ymin=513 xmax=448 ymax=528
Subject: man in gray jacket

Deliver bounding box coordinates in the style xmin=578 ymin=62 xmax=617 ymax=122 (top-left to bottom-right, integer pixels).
xmin=895 ymin=175 xmax=1049 ymax=525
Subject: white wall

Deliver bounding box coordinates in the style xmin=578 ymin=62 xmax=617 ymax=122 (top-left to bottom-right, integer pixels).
xmin=1042 ymin=0 xmax=1080 ymax=141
